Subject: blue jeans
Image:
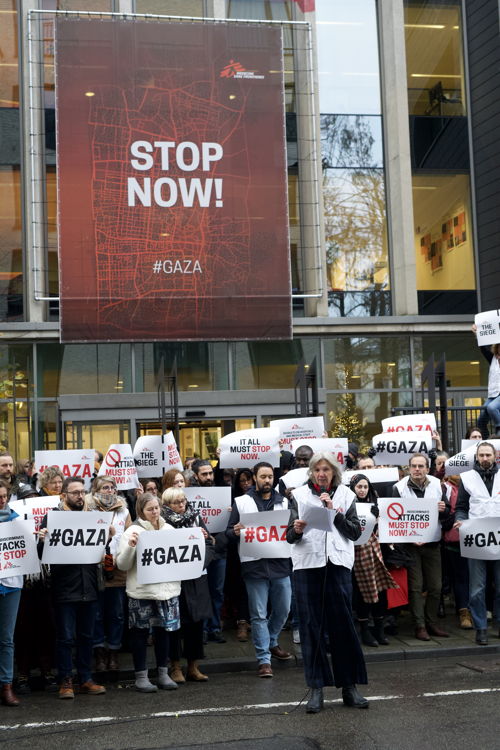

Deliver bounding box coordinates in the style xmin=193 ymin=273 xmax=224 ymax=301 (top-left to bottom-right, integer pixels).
xmin=0 ymin=589 xmax=21 ymax=684
xmin=93 ymin=587 xmax=126 ymax=649
xmin=205 ymin=558 xmax=226 ymax=633
xmin=468 ymin=558 xmax=500 ymax=629
xmin=244 ymin=576 xmax=291 ymax=665
xmin=55 ymin=600 xmax=98 ymax=683
xmin=478 ymin=395 xmax=500 ymax=436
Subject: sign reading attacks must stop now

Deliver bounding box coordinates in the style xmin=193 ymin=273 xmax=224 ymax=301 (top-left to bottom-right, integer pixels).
xmin=377 ymin=498 xmax=440 ymax=543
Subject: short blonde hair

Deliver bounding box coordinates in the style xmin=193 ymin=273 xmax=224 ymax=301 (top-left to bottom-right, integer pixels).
xmin=307 ymin=452 xmax=342 ymax=487
xmin=39 ymin=466 xmax=64 ymax=488
xmin=161 ymin=487 xmax=186 ymax=506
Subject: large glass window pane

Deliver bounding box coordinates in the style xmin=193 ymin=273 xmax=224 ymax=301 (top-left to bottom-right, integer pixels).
xmin=413 ymin=173 xmax=476 ymax=314
xmin=327 ymin=391 xmax=414 ymax=444
xmin=0 ymin=1 xmax=19 ymax=108
xmin=0 ymin=167 xmax=23 ymax=321
xmin=404 ymin=2 xmax=466 ymax=116
xmin=321 ymin=115 xmax=383 ymax=169
xmin=413 ymin=334 xmax=487 ymax=389
xmin=135 ymin=342 xmax=229 ymax=392
xmin=37 ymin=344 xmax=132 ymax=397
xmin=0 ymin=344 xmax=32 ymax=458
xmin=65 ymin=421 xmax=130 ymax=453
xmin=323 ymin=337 xmax=411 ymax=391
xmin=135 ymin=0 xmax=204 ymax=14
xmin=233 ymin=339 xmax=320 ymax=390
xmin=226 ymin=1 xmax=294 ymax=21
xmin=316 ymin=0 xmax=381 ymax=115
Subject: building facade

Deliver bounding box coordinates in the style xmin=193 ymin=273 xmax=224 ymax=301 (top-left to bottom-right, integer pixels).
xmin=0 ymin=0 xmax=499 ymax=460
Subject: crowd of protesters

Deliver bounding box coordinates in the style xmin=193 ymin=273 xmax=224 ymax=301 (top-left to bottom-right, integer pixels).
xmin=0 ymin=423 xmax=499 ymax=714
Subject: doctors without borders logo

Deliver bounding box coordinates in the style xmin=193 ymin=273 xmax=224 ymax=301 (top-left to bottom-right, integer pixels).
xmin=220 ymin=59 xmax=265 ymax=80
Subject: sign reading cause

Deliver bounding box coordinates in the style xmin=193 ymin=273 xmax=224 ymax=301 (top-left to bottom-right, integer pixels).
xmin=377 ymin=498 xmax=440 ymax=543
xmin=0 ymin=519 xmax=40 ymax=579
xmin=136 ymin=527 xmax=205 ymax=584
xmin=474 ymin=309 xmax=500 ymax=346
xmin=381 ymin=413 xmax=436 ymax=434
xmin=56 ymin=18 xmax=291 ymax=342
xmin=183 ymin=487 xmax=232 ymax=533
xmin=459 ymin=517 xmax=500 ymax=560
xmin=133 ymin=433 xmax=183 ymax=478
xmin=34 ymin=449 xmax=95 ymax=489
xmin=99 ymin=444 xmax=141 ymax=489
xmin=371 ymin=431 xmax=432 ymax=466
xmin=270 ymin=417 xmax=325 ymax=450
xmin=354 ymin=504 xmax=377 ymax=546
xmin=219 ymin=428 xmax=281 ymax=469
xmin=42 ymin=511 xmax=112 ymax=565
xmin=289 ymin=437 xmax=348 ymax=467
xmin=239 ymin=509 xmax=291 ymax=559
xmin=9 ymin=496 xmax=60 ymax=533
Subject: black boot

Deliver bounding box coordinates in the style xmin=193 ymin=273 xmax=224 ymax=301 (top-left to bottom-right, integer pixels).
xmin=359 ymin=620 xmax=378 ymax=647
xmin=306 ymin=687 xmax=324 ymax=713
xmin=342 ymin=685 xmax=369 ymax=709
xmin=373 ymin=617 xmax=389 ymax=645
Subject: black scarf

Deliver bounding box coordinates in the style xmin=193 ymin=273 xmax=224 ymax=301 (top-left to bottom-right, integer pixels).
xmin=162 ymin=502 xmax=201 ymax=529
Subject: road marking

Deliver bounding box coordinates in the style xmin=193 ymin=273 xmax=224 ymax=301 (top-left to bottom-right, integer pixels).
xmin=1 ymin=688 xmax=499 ymax=732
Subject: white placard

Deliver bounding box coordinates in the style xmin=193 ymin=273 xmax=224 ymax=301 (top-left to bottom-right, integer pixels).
xmin=34 ymin=449 xmax=95 ymax=489
xmin=183 ymin=487 xmax=232 ymax=533
xmin=342 ymin=467 xmax=400 ymax=486
xmin=459 ymin=517 xmax=500 ymax=560
xmin=371 ymin=432 xmax=432 ymax=466
xmin=289 ymin=437 xmax=348 ymax=467
xmin=136 ymin=527 xmax=205 ymax=584
xmin=163 ymin=432 xmax=184 ymax=472
xmin=41 ymin=511 xmax=112 ymax=564
xmin=381 ymin=413 xmax=436 ymax=434
xmin=445 ymin=440 xmax=500 ymax=476
xmin=238 ymin=509 xmax=291 ymax=559
xmin=354 ymin=503 xmax=377 ymax=546
xmin=0 ymin=518 xmax=40 ymax=578
xmin=219 ymin=428 xmax=281 ymax=469
xmin=99 ymin=444 xmax=141 ymax=489
xmin=474 ymin=309 xmax=500 ymax=346
xmin=281 ymin=467 xmax=309 ymax=490
xmin=377 ymin=497 xmax=440 ymax=543
xmin=9 ymin=496 xmax=60 ymax=533
xmin=298 ymin=502 xmax=336 ymax=534
xmin=270 ymin=417 xmax=325 ymax=449
xmin=133 ymin=435 xmax=164 ymax=478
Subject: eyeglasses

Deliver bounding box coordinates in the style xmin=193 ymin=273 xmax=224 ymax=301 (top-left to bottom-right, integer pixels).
xmin=66 ymin=490 xmax=86 ymax=497
xmin=169 ymin=499 xmax=187 ymax=506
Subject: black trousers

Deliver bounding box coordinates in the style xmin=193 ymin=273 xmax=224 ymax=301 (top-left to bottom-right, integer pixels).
xmin=294 ymin=563 xmax=367 ymax=689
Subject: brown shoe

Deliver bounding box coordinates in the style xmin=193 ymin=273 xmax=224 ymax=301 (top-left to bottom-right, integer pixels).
xmin=79 ymin=680 xmax=106 ymax=695
xmin=459 ymin=608 xmax=474 ymax=630
xmin=1 ymin=684 xmax=20 ymax=706
xmin=270 ymin=645 xmax=293 ymax=660
xmin=258 ymin=663 xmax=273 ymax=678
xmin=169 ymin=661 xmax=185 ymax=684
xmin=94 ymin=647 xmax=107 ymax=672
xmin=236 ymin=620 xmax=249 ymax=642
xmin=186 ymin=661 xmax=209 ymax=682
xmin=58 ymin=677 xmax=75 ymax=700
xmin=107 ymin=651 xmax=119 ymax=671
xmin=427 ymin=625 xmax=449 ymax=638
xmin=415 ymin=626 xmax=431 ymax=641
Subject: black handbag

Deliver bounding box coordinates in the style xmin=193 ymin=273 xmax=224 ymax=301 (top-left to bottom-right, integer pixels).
xmin=381 ymin=543 xmax=415 ymax=568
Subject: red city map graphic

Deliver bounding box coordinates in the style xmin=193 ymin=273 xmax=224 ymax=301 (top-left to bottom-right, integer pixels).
xmin=56 ymin=20 xmax=291 ymax=342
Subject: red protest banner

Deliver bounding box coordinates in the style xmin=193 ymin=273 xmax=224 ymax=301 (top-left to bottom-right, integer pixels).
xmin=56 ymin=19 xmax=291 ymax=342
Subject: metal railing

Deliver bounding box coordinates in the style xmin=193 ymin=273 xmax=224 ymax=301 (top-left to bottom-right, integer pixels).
xmin=391 ymin=405 xmax=492 ymax=456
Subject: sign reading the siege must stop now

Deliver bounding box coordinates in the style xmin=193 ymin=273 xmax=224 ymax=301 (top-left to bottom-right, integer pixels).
xmin=183 ymin=487 xmax=232 ymax=533
xmin=377 ymin=498 xmax=440 ymax=543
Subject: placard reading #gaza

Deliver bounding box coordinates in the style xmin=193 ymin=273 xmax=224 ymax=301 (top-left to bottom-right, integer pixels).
xmin=381 ymin=413 xmax=436 ymax=434
xmin=34 ymin=449 xmax=95 ymax=490
xmin=371 ymin=431 xmax=432 ymax=466
xmin=445 ymin=439 xmax=500 ymax=475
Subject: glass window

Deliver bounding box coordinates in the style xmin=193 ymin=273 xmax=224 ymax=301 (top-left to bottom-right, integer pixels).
xmin=226 ymin=1 xmax=294 ymax=21
xmin=323 ymin=337 xmax=411 ymax=391
xmin=135 ymin=0 xmax=204 ymax=14
xmin=404 ymin=2 xmax=466 ymax=116
xmin=327 ymin=391 xmax=414 ymax=445
xmin=0 ymin=344 xmax=32 ymax=458
xmin=37 ymin=344 xmax=132 ymax=397
xmin=36 ymin=401 xmax=58 ymax=452
xmin=135 ymin=342 xmax=229 ymax=392
xmin=0 ymin=1 xmax=19 ymax=108
xmin=321 ymin=115 xmax=383 ymax=169
xmin=64 ymin=421 xmax=130 ymax=453
xmin=0 ymin=167 xmax=23 ymax=321
xmin=316 ymin=0 xmax=381 ymax=115
xmin=413 ymin=334 xmax=488 ymax=389
xmin=233 ymin=339 xmax=320 ymax=389
xmin=323 ymin=167 xmax=390 ymax=316
xmin=413 ymin=173 xmax=476 ymax=313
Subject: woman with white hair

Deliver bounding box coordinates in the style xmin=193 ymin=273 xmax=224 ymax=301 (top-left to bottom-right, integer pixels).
xmin=286 ymin=451 xmax=368 ymax=714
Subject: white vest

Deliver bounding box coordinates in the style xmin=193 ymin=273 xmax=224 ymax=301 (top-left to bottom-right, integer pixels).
xmin=235 ymin=493 xmax=288 ymax=564
xmin=395 ymin=474 xmax=443 ymax=501
xmin=460 ymin=469 xmax=500 ymax=518
xmin=291 ymin=484 xmax=355 ymax=571
xmin=488 ymin=356 xmax=500 ymax=397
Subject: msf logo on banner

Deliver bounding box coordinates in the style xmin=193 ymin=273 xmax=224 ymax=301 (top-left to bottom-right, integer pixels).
xmin=220 ymin=60 xmax=265 ymax=80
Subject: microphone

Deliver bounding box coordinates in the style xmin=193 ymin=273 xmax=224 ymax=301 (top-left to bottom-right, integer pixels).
xmin=319 ymin=486 xmax=328 ymax=506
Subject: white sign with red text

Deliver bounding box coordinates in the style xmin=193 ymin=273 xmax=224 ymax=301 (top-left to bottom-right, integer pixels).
xmin=239 ymin=509 xmax=291 ymax=559
xmin=99 ymin=444 xmax=141 ymax=489
xmin=136 ymin=527 xmax=205 ymax=584
xmin=289 ymin=437 xmax=348 ymax=468
xmin=219 ymin=428 xmax=281 ymax=469
xmin=0 ymin=518 xmax=40 ymax=579
xmin=183 ymin=487 xmax=232 ymax=533
xmin=377 ymin=497 xmax=440 ymax=543
xmin=459 ymin=517 xmax=500 ymax=560
xmin=342 ymin=467 xmax=400 ymax=486
xmin=133 ymin=433 xmax=183 ymax=478
xmin=354 ymin=503 xmax=377 ymax=546
xmin=270 ymin=417 xmax=325 ymax=450
xmin=372 ymin=432 xmax=432 ymax=466
xmin=9 ymin=496 xmax=60 ymax=533
xmin=381 ymin=413 xmax=436 ymax=434
xmin=41 ymin=511 xmax=112 ymax=564
xmin=474 ymin=309 xmax=500 ymax=346
xmin=34 ymin=449 xmax=95 ymax=489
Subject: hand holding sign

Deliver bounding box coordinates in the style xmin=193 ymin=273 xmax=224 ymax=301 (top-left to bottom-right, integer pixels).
xmin=474 ymin=310 xmax=500 ymax=346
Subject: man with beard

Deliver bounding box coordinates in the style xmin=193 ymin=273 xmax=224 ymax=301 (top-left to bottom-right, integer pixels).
xmin=455 ymin=442 xmax=500 ymax=645
xmin=226 ymin=461 xmax=292 ymax=678
xmin=37 ymin=477 xmax=106 ymax=699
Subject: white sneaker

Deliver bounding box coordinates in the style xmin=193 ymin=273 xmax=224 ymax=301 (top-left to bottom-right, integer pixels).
xmin=292 ymin=628 xmax=301 ymax=644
